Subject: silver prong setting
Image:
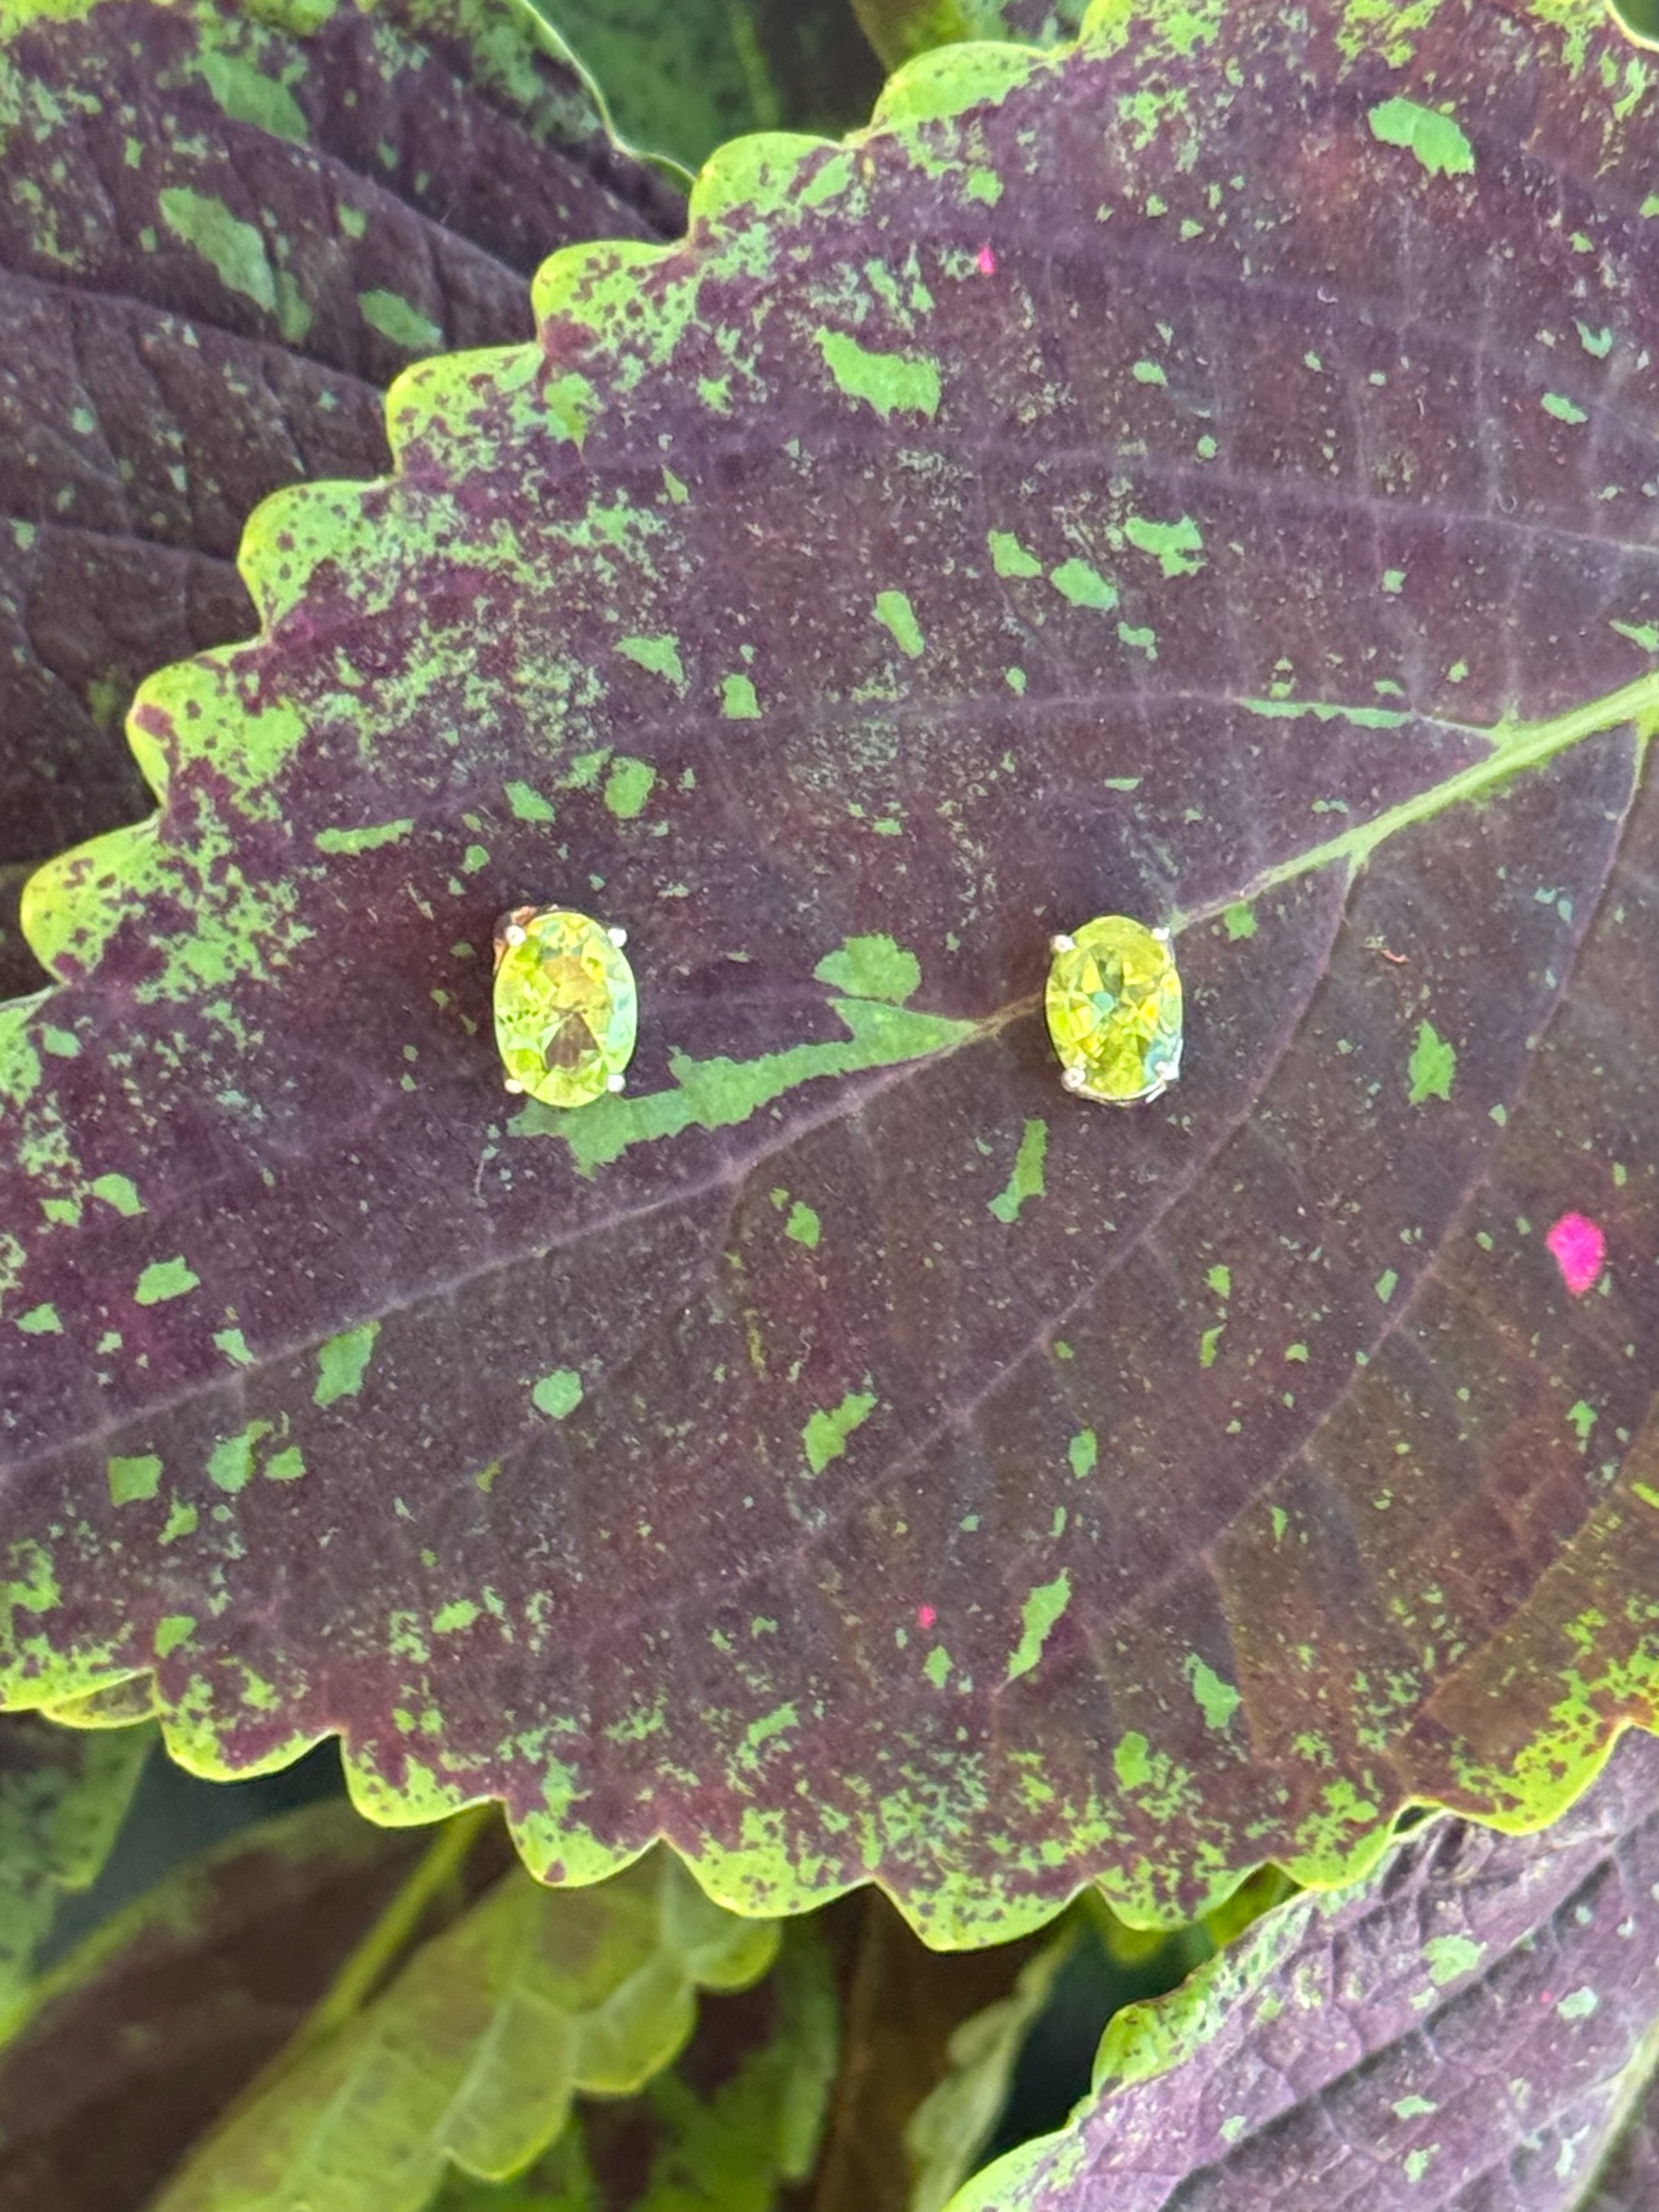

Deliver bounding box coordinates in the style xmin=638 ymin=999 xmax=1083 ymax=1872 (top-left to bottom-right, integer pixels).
xmin=504 ymin=1076 xmax=525 ymax=1094
xmin=607 ymin=1073 xmax=626 ymax=1094
xmin=608 ymin=926 xmax=628 ymax=948
xmin=1050 ymin=933 xmax=1076 ymax=954
xmin=503 ymin=923 xmax=527 ymax=946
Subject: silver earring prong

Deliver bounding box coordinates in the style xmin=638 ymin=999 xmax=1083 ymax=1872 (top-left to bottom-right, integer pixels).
xmin=608 ymin=926 xmax=628 ymax=948
xmin=1061 ymin=1066 xmax=1088 ymax=1093
xmin=504 ymin=924 xmax=527 ymax=946
xmin=1152 ymin=926 xmax=1172 ymax=943
xmin=504 ymin=1077 xmax=525 ymax=1094
xmin=1050 ymin=933 xmax=1076 ymax=953
xmin=607 ymin=1074 xmax=626 ymax=1093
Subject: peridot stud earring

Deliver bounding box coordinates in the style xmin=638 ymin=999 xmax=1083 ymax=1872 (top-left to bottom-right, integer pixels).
xmin=492 ymin=906 xmax=637 ymax=1107
xmin=1046 ymin=915 xmax=1183 ymax=1105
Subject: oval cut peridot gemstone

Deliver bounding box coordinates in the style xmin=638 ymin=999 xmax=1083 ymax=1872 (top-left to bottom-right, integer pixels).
xmin=493 ymin=907 xmax=637 ymax=1109
xmin=1046 ymin=915 xmax=1182 ymax=1105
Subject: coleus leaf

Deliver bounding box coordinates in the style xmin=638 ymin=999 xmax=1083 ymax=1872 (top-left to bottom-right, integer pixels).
xmin=149 ymin=1845 xmax=777 ymax=2212
xmin=851 ymin=0 xmax=1087 ymax=71
xmin=0 ymin=1798 xmax=430 ymax=2212
xmin=538 ymin=0 xmax=885 ymax=174
xmin=4 ymin=0 xmax=1659 ymax=1944
xmin=906 ymin=1921 xmax=1078 ymax=2212
xmin=0 ymin=1712 xmax=151 ymax=2031
xmin=427 ymin=1921 xmax=839 ymax=2212
xmin=946 ymin=1726 xmax=1659 ymax=2211
xmin=0 ymin=0 xmax=681 ymax=999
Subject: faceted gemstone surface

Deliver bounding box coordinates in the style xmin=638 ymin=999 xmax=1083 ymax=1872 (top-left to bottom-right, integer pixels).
xmin=492 ymin=907 xmax=637 ymax=1108
xmin=1045 ymin=915 xmax=1183 ymax=1105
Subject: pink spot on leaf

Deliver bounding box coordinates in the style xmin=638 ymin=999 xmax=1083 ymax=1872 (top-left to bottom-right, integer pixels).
xmin=976 ymin=243 xmax=997 ymax=276
xmin=1546 ymin=1213 xmax=1604 ymax=1298
xmin=917 ymin=1604 xmax=937 ymax=1631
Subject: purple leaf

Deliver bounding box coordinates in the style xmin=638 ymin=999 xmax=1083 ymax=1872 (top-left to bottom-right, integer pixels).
xmin=0 ymin=1799 xmax=431 ymax=2212
xmin=950 ymin=1728 xmax=1659 ymax=2210
xmin=0 ymin=0 xmax=680 ymax=997
xmin=3 ymin=1 xmax=1659 ymax=1944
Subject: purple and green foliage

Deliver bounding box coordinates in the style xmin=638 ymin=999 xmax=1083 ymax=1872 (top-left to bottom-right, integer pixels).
xmin=425 ymin=1922 xmax=838 ymax=2211
xmin=3 ymin=0 xmax=1659 ymax=1949
xmin=0 ymin=1711 xmax=151 ymax=2027
xmin=0 ymin=0 xmax=680 ymax=998
xmin=955 ymin=1725 xmax=1659 ymax=2211
xmin=0 ymin=1798 xmax=433 ymax=2212
xmin=534 ymin=0 xmax=885 ymax=173
xmin=149 ymin=1840 xmax=777 ymax=2211
xmin=852 ymin=0 xmax=1087 ymax=71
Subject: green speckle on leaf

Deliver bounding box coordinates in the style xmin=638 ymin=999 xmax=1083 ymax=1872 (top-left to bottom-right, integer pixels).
xmin=721 ymin=673 xmax=760 ymax=719
xmin=803 ymin=1391 xmax=877 ymax=1477
xmin=874 ymin=590 xmax=925 ymax=657
xmin=1049 ymin=558 xmax=1118 ymax=610
xmin=315 ymin=819 xmax=414 ymax=854
xmin=532 ymin=1371 xmax=584 ymax=1420
xmin=988 ymin=1118 xmax=1048 ymax=1222
xmin=616 ymin=635 xmax=685 ymax=689
xmin=1007 ymin=1573 xmax=1071 ymax=1683
xmin=504 ymin=780 xmax=556 ymax=823
xmin=40 ymin=1026 xmax=79 ymax=1058
xmin=1114 ymin=1730 xmax=1152 ymax=1788
xmin=815 ymin=329 xmax=941 ymax=419
xmin=1407 ymin=1020 xmax=1456 ymax=1104
xmin=16 ymin=1304 xmax=62 ymax=1335
xmin=1422 ymin=1933 xmax=1484 ymax=1985
xmin=603 ymin=757 xmax=657 ymax=821
xmin=1567 ymin=1398 xmax=1597 ymax=1444
xmin=1069 ymin=1429 xmax=1098 ymax=1480
xmin=1367 ymin=96 xmax=1475 ymax=178
xmin=265 ymin=1445 xmax=306 ymax=1481
xmin=107 ymin=1454 xmax=162 ymax=1506
xmin=988 ymin=529 xmax=1042 ymax=577
xmin=1223 ymin=902 xmax=1257 ymax=939
xmin=1376 ymin=1268 xmax=1400 ymax=1304
xmin=357 ymin=290 xmax=443 ymax=351
xmin=134 ymin=1257 xmax=199 ymax=1306
xmin=1185 ymin=1655 xmax=1241 ymax=1730
xmin=1541 ymin=391 xmax=1589 ymax=425
xmin=160 ymin=1498 xmax=199 ymax=1545
xmin=154 ymin=1614 xmax=197 ymax=1658
xmin=197 ymin=48 xmax=308 ymax=141
xmin=1207 ymin=1264 xmax=1231 ymax=1300
xmin=91 ymin=1173 xmax=143 ymax=1215
xmin=1556 ymin=1985 xmax=1599 ymax=2020
xmin=785 ymin=1202 xmax=821 ymax=1249
xmin=1612 ymin=619 xmax=1659 ymax=653
xmin=1132 ymin=358 xmax=1167 ymax=384
xmin=315 ymin=1322 xmax=379 ymax=1408
xmin=214 ymin=1327 xmax=253 ymax=1367
xmin=207 ymin=1421 xmax=272 ymax=1494
xmin=1199 ymin=1324 xmax=1224 ymax=1367
xmin=813 ymin=935 xmax=921 ymax=1004
xmin=433 ymin=1599 xmax=481 ymax=1635
xmin=1575 ymin=321 xmax=1614 ymax=358
xmin=1123 ymin=512 xmax=1205 ymax=577
xmin=924 ymin=1644 xmax=950 ymax=1689
xmin=158 ymin=187 xmax=277 ymax=312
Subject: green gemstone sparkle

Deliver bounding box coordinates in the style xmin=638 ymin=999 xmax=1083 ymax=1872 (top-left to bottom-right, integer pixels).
xmin=492 ymin=906 xmax=637 ymax=1109
xmin=1045 ymin=914 xmax=1183 ymax=1105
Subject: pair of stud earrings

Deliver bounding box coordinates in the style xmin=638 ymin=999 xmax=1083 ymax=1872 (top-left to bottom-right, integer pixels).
xmin=491 ymin=905 xmax=1183 ymax=1113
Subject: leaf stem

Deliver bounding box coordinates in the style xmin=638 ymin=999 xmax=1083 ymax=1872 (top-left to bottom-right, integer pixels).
xmin=1169 ymin=670 xmax=1659 ymax=932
